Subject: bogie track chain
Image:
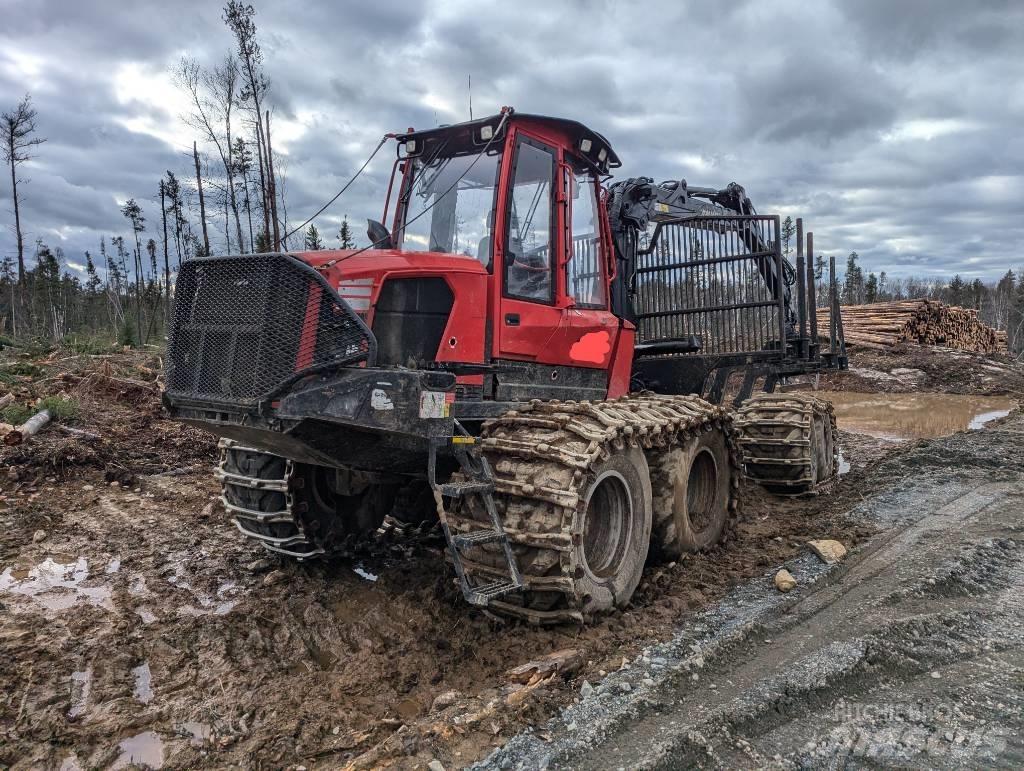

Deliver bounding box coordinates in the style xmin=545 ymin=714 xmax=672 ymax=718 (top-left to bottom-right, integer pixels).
xmin=446 ymin=393 xmax=741 ymax=625
xmin=732 ymin=393 xmax=839 ymax=496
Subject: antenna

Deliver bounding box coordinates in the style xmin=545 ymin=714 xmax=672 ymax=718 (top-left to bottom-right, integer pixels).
xmin=468 ymin=74 xmax=473 ymax=121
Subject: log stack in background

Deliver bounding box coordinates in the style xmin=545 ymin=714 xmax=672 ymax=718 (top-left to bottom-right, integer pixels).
xmin=817 ymin=300 xmax=1008 ymax=354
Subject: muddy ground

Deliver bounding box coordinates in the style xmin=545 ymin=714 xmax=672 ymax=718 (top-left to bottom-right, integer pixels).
xmin=0 ymin=345 xmax=1020 ymax=769
xmin=819 ymin=344 xmax=1024 ymax=396
xmin=485 ymin=409 xmax=1024 ymax=769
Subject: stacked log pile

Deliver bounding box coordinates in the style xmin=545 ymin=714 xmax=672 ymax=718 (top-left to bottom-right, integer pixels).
xmin=817 ymin=300 xmax=1007 ymax=353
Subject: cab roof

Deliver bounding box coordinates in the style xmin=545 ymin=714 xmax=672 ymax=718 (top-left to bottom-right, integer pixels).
xmin=396 ymin=110 xmax=622 ymax=173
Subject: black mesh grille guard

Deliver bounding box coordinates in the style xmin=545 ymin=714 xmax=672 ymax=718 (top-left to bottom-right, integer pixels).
xmin=165 ymin=253 xmax=376 ymax=409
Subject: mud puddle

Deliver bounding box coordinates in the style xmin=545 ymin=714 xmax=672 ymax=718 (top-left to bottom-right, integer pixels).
xmin=817 ymin=391 xmax=1016 ymax=441
xmin=0 ymin=555 xmax=113 ymax=613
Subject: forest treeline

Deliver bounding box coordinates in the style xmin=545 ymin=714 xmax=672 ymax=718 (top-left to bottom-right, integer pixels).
xmin=1 ymin=2 xmax=351 ymax=348
xmin=2 ymin=4 xmax=1023 ymax=357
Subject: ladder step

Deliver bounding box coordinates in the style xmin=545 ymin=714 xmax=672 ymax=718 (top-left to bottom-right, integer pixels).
xmin=440 ymin=480 xmax=494 ymax=498
xmin=465 ymin=580 xmax=522 ymax=606
xmin=453 ymin=529 xmax=505 ymax=548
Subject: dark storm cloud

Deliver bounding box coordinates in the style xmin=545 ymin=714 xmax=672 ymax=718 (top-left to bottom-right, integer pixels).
xmin=838 ymin=0 xmax=1024 ymax=60
xmin=0 ymin=0 xmax=1022 ymax=281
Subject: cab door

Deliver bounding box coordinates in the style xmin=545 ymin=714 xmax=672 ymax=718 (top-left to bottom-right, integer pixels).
xmin=495 ymin=133 xmax=568 ymax=361
xmin=495 ymin=136 xmax=619 ymax=371
xmin=563 ymin=161 xmax=619 ymax=370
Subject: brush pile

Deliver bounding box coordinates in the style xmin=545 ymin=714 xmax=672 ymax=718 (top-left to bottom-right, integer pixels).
xmin=818 ymin=300 xmax=1008 ymax=353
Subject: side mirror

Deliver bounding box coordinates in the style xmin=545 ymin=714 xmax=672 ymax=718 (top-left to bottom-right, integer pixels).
xmin=366 ymin=219 xmax=394 ymax=250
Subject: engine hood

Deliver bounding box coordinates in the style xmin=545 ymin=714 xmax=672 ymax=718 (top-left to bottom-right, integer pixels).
xmin=291 ymin=248 xmax=490 ymax=370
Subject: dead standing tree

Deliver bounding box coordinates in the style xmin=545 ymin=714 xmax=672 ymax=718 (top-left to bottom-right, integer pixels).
xmin=2 ymin=94 xmax=46 ymax=286
xmin=224 ymin=1 xmax=272 ymax=249
xmin=175 ymin=56 xmax=246 ymax=253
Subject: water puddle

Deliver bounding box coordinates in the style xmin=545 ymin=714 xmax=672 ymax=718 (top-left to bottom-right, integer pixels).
xmin=816 ymin=392 xmax=1016 ymax=441
xmin=179 ymin=721 xmax=212 ymax=747
xmin=128 ymin=575 xmax=150 ymax=596
xmin=106 ymin=557 xmax=121 ymax=574
xmin=353 ymin=566 xmax=378 ymax=582
xmin=136 ymin=607 xmax=158 ymax=624
xmin=111 ymin=731 xmax=164 ymax=770
xmin=68 ymin=668 xmax=91 ymax=718
xmin=133 ymin=661 xmax=153 ymax=704
xmin=0 ymin=557 xmax=113 ymax=613
xmin=176 ymin=600 xmax=237 ymax=618
xmin=837 ymin=452 xmax=851 ymax=475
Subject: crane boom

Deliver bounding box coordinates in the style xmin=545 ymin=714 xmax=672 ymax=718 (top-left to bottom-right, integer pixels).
xmin=606 ymin=177 xmax=797 ymax=330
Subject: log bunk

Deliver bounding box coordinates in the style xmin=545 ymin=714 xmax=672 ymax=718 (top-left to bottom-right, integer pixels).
xmin=817 ymin=299 xmax=1008 ymax=354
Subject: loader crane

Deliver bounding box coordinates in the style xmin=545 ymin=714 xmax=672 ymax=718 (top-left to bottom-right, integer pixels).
xmin=164 ymin=107 xmax=846 ymax=624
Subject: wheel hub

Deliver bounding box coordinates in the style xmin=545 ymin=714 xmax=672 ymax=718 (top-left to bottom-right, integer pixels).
xmin=686 ymin=448 xmax=719 ymax=532
xmin=582 ymin=471 xmax=633 ymax=579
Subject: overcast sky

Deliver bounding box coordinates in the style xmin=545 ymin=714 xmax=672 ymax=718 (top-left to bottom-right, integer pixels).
xmin=1 ymin=0 xmax=1022 ymax=281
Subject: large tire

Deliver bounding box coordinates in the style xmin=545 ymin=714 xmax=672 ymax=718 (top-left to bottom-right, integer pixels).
xmin=297 ymin=465 xmax=395 ymax=551
xmin=573 ymin=446 xmax=653 ymax=614
xmin=454 ymin=444 xmax=652 ymax=619
xmin=220 ymin=443 xmax=394 ymax=557
xmin=650 ymin=429 xmax=732 ymax=559
xmin=221 ymin=447 xmax=306 ymax=552
xmin=446 ymin=395 xmax=735 ymax=624
xmin=733 ymin=393 xmax=838 ymax=495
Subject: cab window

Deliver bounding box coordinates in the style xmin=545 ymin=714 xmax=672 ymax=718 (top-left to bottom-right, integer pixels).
xmin=400 ymin=148 xmax=503 ymax=267
xmin=566 ymin=163 xmax=606 ymax=308
xmin=504 ymin=137 xmax=555 ymax=302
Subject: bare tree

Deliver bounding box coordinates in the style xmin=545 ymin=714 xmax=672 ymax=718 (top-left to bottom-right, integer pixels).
xmin=174 ymin=56 xmax=245 ymax=252
xmin=224 ymin=1 xmax=271 ymax=247
xmin=2 ymin=94 xmax=46 ymax=285
xmin=275 ymin=149 xmax=291 ymax=250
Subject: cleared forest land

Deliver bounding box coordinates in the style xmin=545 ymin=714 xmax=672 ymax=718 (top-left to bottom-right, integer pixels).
xmin=0 ymin=344 xmax=1021 ymax=769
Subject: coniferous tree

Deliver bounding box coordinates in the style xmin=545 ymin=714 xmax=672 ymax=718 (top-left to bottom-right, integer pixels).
xmin=85 ymin=251 xmax=101 ymax=294
xmin=865 ymin=272 xmax=878 ymax=304
xmin=338 ymin=215 xmax=355 ymax=249
xmin=304 ymin=224 xmax=323 ymax=250
xmin=224 ymin=0 xmax=271 ymax=247
xmin=842 ymin=252 xmax=864 ymax=304
xmin=121 ymin=199 xmax=146 ymax=341
xmin=146 ymin=238 xmax=158 ymax=278
xmin=947 ymin=274 xmax=966 ymax=307
xmin=780 ymin=216 xmax=796 ymax=258
xmin=970 ymin=278 xmax=985 ymax=310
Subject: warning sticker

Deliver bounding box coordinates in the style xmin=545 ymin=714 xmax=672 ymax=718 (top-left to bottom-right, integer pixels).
xmin=419 ymin=391 xmax=451 ymax=419
xmin=370 ymin=388 xmax=394 ymax=411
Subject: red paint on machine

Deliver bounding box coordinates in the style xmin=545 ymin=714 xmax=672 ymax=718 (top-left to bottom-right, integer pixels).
xmin=569 ymin=330 xmax=611 ymax=364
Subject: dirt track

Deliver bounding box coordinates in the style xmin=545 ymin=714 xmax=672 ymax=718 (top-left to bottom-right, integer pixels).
xmin=0 ymin=347 xmax=1021 ymax=769
xmin=482 ymin=411 xmax=1024 ymax=768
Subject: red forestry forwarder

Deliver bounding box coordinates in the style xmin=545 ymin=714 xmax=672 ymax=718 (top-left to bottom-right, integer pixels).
xmin=165 ymin=108 xmax=847 ymax=624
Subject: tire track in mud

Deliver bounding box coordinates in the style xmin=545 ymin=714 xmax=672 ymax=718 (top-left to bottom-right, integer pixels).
xmin=478 ymin=419 xmax=1024 ymax=770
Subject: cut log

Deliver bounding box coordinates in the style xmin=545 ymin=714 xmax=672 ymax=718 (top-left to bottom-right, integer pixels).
xmin=506 ymin=648 xmax=582 ymax=683
xmin=818 ymin=299 xmax=1007 ymax=354
xmin=55 ymin=424 xmax=101 ymax=441
xmin=3 ymin=409 xmax=52 ymax=446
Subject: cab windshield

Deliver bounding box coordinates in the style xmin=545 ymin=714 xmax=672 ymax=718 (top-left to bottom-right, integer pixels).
xmin=398 ymin=147 xmax=503 ymax=265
